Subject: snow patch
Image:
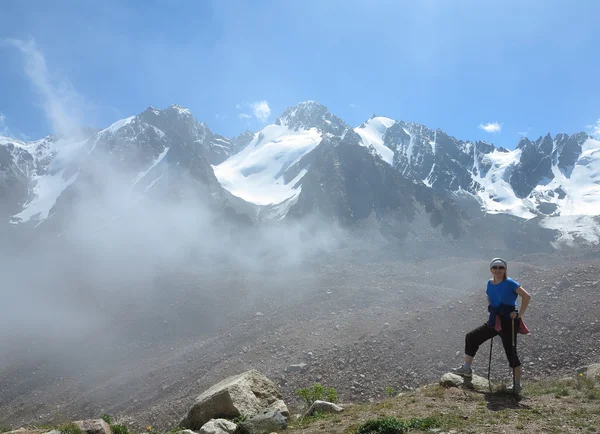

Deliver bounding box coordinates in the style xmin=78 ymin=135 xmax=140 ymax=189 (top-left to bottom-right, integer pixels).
xmin=14 ymin=169 xmax=79 ymax=222
xmin=102 ymin=116 xmax=135 ymax=135
xmin=132 ymin=147 xmax=170 ymax=187
xmin=214 ymin=124 xmax=322 ymax=205
xmin=12 ymin=136 xmax=91 ymax=223
xmin=472 ymin=148 xmax=536 ymax=219
xmin=354 ymin=117 xmax=395 ymax=165
xmin=540 ymin=215 xmax=600 ymax=246
xmin=171 ymin=105 xmax=192 ymax=116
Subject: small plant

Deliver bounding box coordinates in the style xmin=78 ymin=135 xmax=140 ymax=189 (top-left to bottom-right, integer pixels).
xmin=356 ymin=416 xmax=407 ymax=434
xmin=385 ymin=386 xmax=397 ymax=397
xmin=309 ymin=410 xmax=326 ymax=420
xmin=584 ymin=389 xmax=600 ymax=400
xmin=554 ymin=387 xmax=570 ymax=397
xmin=295 ymin=383 xmax=338 ymax=408
xmin=110 ymin=424 xmax=130 ymax=434
xmin=58 ymin=422 xmax=84 ymax=434
xmin=355 ymin=416 xmax=442 ymax=434
xmin=101 ymin=414 xmax=111 ymax=424
xmin=325 ymin=387 xmax=338 ymax=403
xmin=231 ymin=414 xmax=247 ymax=424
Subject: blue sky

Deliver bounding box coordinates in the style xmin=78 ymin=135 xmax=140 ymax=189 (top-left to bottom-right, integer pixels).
xmin=1 ymin=0 xmax=599 ymax=148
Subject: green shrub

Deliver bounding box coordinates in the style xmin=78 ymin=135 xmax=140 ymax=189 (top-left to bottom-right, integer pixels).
xmin=295 ymin=383 xmax=338 ymax=407
xmin=101 ymin=414 xmax=111 ymax=424
xmin=58 ymin=423 xmax=84 ymax=434
xmin=356 ymin=416 xmax=442 ymax=434
xmin=385 ymin=386 xmax=397 ymax=397
xmin=110 ymin=424 xmax=129 ymax=434
xmin=325 ymin=387 xmax=338 ymax=403
xmin=356 ymin=417 xmax=407 ymax=434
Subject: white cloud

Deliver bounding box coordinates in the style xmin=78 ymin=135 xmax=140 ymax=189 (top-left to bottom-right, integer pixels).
xmin=517 ymin=127 xmax=531 ymax=137
xmin=250 ymin=100 xmax=271 ymax=122
xmin=0 ymin=112 xmax=9 ymax=135
xmin=235 ymin=100 xmax=271 ymax=123
xmin=587 ymin=119 xmax=600 ymax=138
xmin=3 ymin=38 xmax=85 ymax=137
xmin=479 ymin=121 xmax=502 ymax=133
xmin=349 ymin=103 xmax=357 ymax=109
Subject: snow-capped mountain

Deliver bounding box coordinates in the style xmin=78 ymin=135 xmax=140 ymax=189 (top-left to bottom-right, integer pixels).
xmin=213 ymin=101 xmax=349 ymax=206
xmin=354 ymin=116 xmax=599 ymax=219
xmin=0 ymin=105 xmax=255 ymax=232
xmin=2 ymin=100 xmax=599 ymax=246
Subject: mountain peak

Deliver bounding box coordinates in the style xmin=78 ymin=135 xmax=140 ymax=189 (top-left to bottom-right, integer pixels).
xmin=168 ymin=104 xmax=193 ymax=117
xmin=141 ymin=104 xmax=193 ymax=119
xmin=276 ymin=101 xmax=326 ymax=125
xmin=275 ymin=101 xmax=347 ymax=136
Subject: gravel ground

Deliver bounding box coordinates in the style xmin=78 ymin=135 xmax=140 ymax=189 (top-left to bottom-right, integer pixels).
xmin=1 ymin=248 xmax=599 ymax=431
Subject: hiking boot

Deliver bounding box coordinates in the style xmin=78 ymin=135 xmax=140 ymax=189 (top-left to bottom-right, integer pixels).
xmin=507 ymin=384 xmax=522 ymax=395
xmin=453 ymin=365 xmax=472 ymax=378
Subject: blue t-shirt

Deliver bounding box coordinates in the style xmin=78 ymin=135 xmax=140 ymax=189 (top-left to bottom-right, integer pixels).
xmin=486 ymin=278 xmax=520 ymax=307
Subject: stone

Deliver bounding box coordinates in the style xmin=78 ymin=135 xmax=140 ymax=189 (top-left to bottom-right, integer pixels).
xmin=239 ymin=409 xmax=287 ymax=434
xmin=73 ymin=419 xmax=111 ymax=434
xmin=198 ymin=419 xmax=237 ymax=434
xmin=181 ymin=370 xmax=284 ymax=430
xmin=439 ymin=373 xmax=490 ymax=391
xmin=305 ymin=400 xmax=344 ymax=416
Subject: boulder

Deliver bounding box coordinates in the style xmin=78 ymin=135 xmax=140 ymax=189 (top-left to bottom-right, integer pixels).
xmin=73 ymin=419 xmax=112 ymax=434
xmin=264 ymin=399 xmax=289 ymax=417
xmin=199 ymin=419 xmax=237 ymax=434
xmin=305 ymin=400 xmax=343 ymax=416
xmin=181 ymin=369 xmax=285 ymax=430
xmin=239 ymin=409 xmax=287 ymax=434
xmin=440 ymin=373 xmax=490 ymax=391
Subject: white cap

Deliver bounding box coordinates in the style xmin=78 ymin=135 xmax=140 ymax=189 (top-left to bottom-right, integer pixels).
xmin=490 ymin=258 xmax=507 ymax=268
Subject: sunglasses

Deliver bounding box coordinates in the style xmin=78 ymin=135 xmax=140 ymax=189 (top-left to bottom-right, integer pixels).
xmin=491 ymin=266 xmax=506 ymax=270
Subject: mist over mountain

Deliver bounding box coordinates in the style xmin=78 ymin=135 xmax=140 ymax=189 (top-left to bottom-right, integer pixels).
xmin=1 ymin=99 xmax=600 ymax=430
xmin=3 ymin=100 xmax=599 ymax=252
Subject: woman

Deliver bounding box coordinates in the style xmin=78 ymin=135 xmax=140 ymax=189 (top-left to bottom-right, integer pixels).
xmin=454 ymin=258 xmax=531 ymax=394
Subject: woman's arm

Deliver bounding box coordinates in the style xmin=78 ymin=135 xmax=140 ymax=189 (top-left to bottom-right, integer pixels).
xmin=515 ymin=286 xmax=531 ymax=318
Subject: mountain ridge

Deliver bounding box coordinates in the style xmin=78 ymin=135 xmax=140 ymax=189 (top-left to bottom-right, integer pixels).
xmin=1 ymin=100 xmax=599 ymax=245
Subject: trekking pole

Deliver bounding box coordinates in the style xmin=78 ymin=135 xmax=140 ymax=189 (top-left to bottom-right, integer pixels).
xmin=512 ymin=317 xmax=516 ymax=396
xmin=488 ymin=337 xmax=493 ymax=393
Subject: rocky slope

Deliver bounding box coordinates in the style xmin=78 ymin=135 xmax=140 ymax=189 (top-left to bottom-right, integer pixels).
xmin=1 ymin=249 xmax=598 ymax=431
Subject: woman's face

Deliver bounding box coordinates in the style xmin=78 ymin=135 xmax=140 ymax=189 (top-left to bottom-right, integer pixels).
xmin=490 ymin=264 xmax=506 ymax=280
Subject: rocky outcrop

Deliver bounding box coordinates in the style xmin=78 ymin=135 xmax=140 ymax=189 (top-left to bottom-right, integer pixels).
xmin=180 ymin=369 xmax=288 ymax=430
xmin=238 ymin=408 xmax=287 ymax=433
xmin=305 ymin=400 xmax=344 ymax=417
xmin=197 ymin=419 xmax=237 ymax=434
xmin=439 ymin=373 xmax=491 ymax=391
xmin=73 ymin=419 xmax=112 ymax=434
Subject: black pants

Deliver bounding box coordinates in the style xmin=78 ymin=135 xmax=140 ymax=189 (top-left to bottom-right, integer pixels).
xmin=465 ymin=318 xmax=521 ymax=368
